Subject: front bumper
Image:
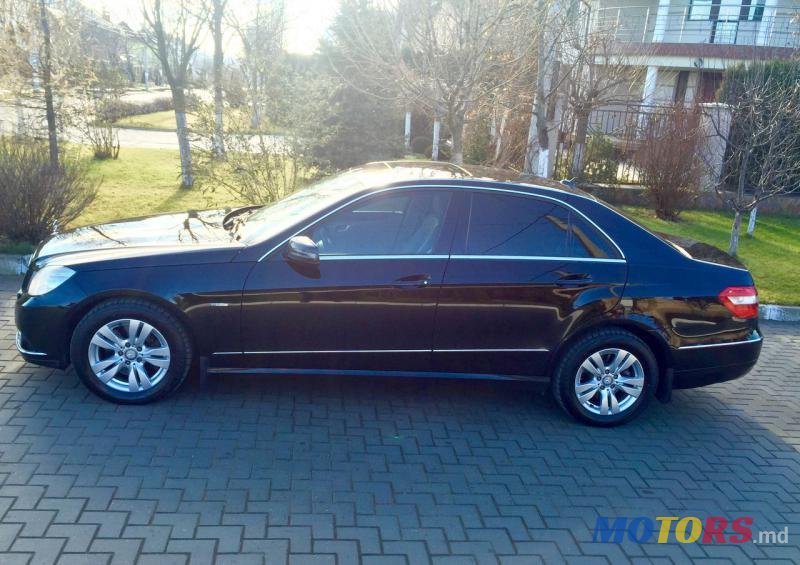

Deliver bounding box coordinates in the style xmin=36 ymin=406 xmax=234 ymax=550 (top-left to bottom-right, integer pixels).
xmin=671 ymin=330 xmax=763 ymax=389
xmin=15 ymin=281 xmax=87 ymax=370
xmin=15 ymin=330 xmax=65 ymax=368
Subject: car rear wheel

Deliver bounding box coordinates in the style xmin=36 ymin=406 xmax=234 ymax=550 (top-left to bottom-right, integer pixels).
xmin=70 ymin=298 xmax=192 ymax=404
xmin=552 ymin=328 xmax=658 ymax=426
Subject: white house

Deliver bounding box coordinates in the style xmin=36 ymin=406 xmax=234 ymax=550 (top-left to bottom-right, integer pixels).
xmin=590 ymin=0 xmax=799 ymax=105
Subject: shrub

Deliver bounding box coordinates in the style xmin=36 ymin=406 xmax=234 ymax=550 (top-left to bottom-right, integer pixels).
xmin=634 ymin=105 xmax=702 ymax=221
xmin=555 ymin=134 xmax=619 ymax=184
xmin=463 ymin=116 xmax=492 ymax=165
xmin=195 ymin=107 xmax=312 ymax=205
xmin=582 ymin=134 xmax=619 ymax=184
xmin=0 ymin=139 xmax=98 ymax=242
xmin=84 ymin=122 xmax=120 ymax=160
xmin=96 ymin=97 xmax=174 ymax=123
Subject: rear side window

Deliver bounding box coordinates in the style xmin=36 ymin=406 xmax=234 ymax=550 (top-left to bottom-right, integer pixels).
xmin=465 ymin=192 xmax=621 ymax=259
xmin=466 ymin=193 xmax=569 ymax=256
xmin=568 ymin=214 xmax=621 ymax=259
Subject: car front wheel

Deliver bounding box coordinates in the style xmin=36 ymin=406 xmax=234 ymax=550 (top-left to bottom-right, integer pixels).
xmin=70 ymin=298 xmax=193 ymax=404
xmin=552 ymin=328 xmax=658 ymax=426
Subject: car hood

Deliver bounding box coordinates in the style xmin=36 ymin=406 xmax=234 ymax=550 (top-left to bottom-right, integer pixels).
xmin=33 ymin=209 xmax=242 ymax=265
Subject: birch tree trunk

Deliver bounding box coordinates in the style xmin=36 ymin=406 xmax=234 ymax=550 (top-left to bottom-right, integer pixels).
xmin=211 ymin=0 xmax=225 ymax=158
xmin=494 ymin=109 xmax=508 ymax=163
xmin=404 ymin=111 xmax=412 ymax=154
xmin=524 ymin=5 xmax=558 ymax=177
xmin=747 ymin=206 xmax=757 ymax=237
xmin=173 ymin=88 xmax=194 ymax=188
xmin=728 ymin=211 xmax=742 ymax=256
xmin=449 ymin=111 xmax=465 ymax=165
xmin=249 ymin=81 xmax=261 ymax=130
xmin=570 ymin=110 xmax=590 ymax=177
xmin=432 ymin=119 xmax=441 ymax=160
xmin=38 ymin=0 xmax=58 ymax=167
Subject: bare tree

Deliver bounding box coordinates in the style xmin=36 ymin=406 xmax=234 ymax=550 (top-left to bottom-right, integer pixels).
xmin=333 ymin=0 xmax=537 ymax=165
xmin=0 ymin=0 xmax=93 ymax=163
xmin=522 ymin=0 xmax=565 ymax=176
xmin=634 ymin=104 xmax=702 ymax=220
xmin=37 ymin=0 xmax=57 ymax=165
xmin=140 ymin=0 xmax=207 ymax=187
xmin=563 ymin=28 xmax=647 ymax=177
xmin=707 ymin=60 xmax=800 ymax=256
xmin=228 ymin=0 xmax=284 ymax=130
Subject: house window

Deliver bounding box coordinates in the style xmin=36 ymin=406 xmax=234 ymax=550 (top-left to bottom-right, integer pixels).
xmin=688 ymin=0 xmax=766 ymax=22
xmin=688 ymin=0 xmax=713 ymax=21
xmin=740 ymin=0 xmax=766 ymax=21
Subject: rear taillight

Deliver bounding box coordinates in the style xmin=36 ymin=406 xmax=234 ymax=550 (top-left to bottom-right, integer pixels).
xmin=719 ymin=286 xmax=759 ymax=319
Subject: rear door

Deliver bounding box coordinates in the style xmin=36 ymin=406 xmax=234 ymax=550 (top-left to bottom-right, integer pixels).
xmin=432 ymin=189 xmax=627 ymax=378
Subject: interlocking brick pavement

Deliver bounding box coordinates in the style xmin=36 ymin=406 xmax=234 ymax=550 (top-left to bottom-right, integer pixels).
xmin=0 ymin=275 xmax=799 ymax=564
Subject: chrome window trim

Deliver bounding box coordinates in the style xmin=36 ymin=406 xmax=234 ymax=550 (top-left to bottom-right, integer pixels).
xmin=293 ymin=254 xmax=624 ymax=263
xmin=256 ymin=183 xmax=626 ymax=262
xmin=16 ymin=331 xmax=47 ymax=357
xmin=686 ymin=256 xmax=749 ymax=273
xmin=320 ymin=255 xmax=449 ymax=261
xmin=213 ymin=347 xmax=549 ymax=355
xmin=449 ymin=255 xmax=625 ymax=264
xmin=215 ymin=349 xmax=429 ymax=355
xmin=677 ymin=335 xmax=763 ymax=350
xmin=433 ymin=348 xmax=549 ymax=353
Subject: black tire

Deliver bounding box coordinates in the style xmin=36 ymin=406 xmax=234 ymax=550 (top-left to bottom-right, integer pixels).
xmin=552 ymin=328 xmax=658 ymax=426
xmin=70 ymin=298 xmax=193 ymax=404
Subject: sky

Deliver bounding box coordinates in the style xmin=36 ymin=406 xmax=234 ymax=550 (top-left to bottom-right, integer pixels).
xmin=81 ymin=0 xmax=341 ymax=55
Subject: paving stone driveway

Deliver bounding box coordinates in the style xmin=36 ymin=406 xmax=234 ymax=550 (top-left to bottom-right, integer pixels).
xmin=0 ymin=276 xmax=799 ymax=564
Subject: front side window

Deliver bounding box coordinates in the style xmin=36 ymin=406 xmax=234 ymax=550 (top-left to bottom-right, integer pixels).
xmin=307 ymin=190 xmax=452 ymax=256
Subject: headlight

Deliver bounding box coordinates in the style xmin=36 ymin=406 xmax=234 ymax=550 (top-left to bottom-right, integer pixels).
xmin=27 ymin=266 xmax=75 ymax=296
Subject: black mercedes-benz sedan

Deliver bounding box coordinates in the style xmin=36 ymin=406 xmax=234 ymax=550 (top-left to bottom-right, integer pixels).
xmin=15 ymin=161 xmax=762 ymax=425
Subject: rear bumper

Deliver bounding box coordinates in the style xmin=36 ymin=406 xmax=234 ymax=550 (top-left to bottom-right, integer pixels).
xmin=671 ymin=330 xmax=762 ymax=389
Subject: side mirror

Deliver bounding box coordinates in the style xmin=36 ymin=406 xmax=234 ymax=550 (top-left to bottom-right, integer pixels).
xmin=285 ymin=235 xmax=320 ymax=265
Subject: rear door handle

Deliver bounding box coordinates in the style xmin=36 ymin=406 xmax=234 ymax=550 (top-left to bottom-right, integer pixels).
xmin=555 ymin=273 xmax=593 ymax=286
xmin=393 ymin=274 xmax=432 ymax=288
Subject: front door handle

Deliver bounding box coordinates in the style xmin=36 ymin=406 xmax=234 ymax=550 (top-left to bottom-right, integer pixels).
xmin=555 ymin=273 xmax=593 ymax=286
xmin=393 ymin=274 xmax=432 ymax=288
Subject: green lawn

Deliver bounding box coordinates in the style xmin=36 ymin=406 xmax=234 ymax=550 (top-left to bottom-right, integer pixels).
xmin=113 ymin=108 xmax=279 ymax=134
xmin=621 ymin=207 xmax=800 ymax=306
xmin=113 ymin=110 xmax=180 ymax=130
xmin=78 ymin=147 xmax=244 ymax=227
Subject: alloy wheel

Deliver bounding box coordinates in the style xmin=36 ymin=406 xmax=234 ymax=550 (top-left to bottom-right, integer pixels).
xmin=87 ymin=318 xmax=171 ymax=393
xmin=574 ymin=348 xmax=645 ymax=416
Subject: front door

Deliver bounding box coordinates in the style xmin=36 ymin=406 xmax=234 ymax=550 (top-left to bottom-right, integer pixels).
xmin=432 ymin=189 xmax=627 ymax=378
xmin=236 ymin=188 xmax=456 ymax=372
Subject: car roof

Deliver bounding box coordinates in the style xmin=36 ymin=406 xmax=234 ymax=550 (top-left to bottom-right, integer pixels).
xmin=363 ymin=160 xmax=598 ymax=203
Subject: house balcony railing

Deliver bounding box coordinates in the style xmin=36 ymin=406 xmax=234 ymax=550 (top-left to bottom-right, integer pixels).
xmin=592 ymin=3 xmax=800 ymax=48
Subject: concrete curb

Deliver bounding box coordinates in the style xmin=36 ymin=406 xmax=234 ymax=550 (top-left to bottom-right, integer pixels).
xmin=1 ymin=252 xmax=799 ymax=322
xmin=759 ymin=304 xmax=800 ymax=322
xmin=0 ymin=254 xmax=31 ymax=276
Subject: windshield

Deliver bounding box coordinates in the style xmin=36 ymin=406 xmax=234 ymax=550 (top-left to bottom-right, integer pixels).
xmin=236 ymin=164 xmax=466 ymax=243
